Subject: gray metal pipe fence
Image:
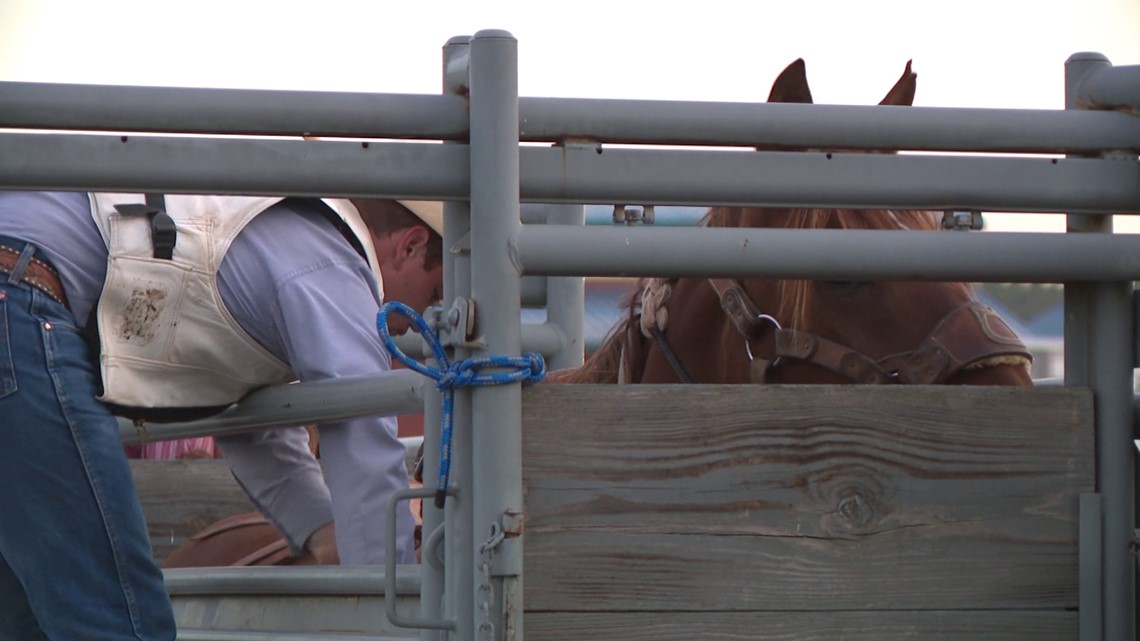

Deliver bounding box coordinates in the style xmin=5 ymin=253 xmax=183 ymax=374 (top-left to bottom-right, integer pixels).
xmin=513 ymin=225 xmax=1140 ymax=282
xmin=3 ymin=28 xmax=1139 ymax=641
xmin=4 ymin=134 xmax=1136 ymax=214
xmin=467 ymin=30 xmax=526 ymax=641
xmin=117 ymin=370 xmax=424 ymax=445
xmin=5 ymin=78 xmax=1140 ymax=154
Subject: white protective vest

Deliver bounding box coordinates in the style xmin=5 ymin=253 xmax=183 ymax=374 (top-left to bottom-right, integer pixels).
xmin=88 ymin=194 xmax=380 ymax=409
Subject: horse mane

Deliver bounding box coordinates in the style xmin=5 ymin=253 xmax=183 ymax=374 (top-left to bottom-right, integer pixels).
xmin=546 ymin=290 xmax=642 ymax=384
xmin=550 ymin=205 xmax=961 ymax=385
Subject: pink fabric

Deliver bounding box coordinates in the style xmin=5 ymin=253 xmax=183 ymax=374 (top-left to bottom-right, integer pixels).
xmin=127 ymin=437 xmax=219 ymax=460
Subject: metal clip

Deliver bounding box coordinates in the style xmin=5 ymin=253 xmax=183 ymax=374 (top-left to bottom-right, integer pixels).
xmin=941 ymin=210 xmax=983 ymax=231
xmin=613 ymin=204 xmax=656 ymax=226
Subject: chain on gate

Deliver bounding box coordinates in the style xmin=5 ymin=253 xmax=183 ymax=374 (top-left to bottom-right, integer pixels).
xmin=477 ymin=522 xmax=505 ymax=641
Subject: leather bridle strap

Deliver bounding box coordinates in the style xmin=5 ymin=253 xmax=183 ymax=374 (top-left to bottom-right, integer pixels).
xmin=709 ymin=278 xmax=771 ymax=340
xmin=754 ymin=329 xmax=898 ymax=384
xmin=650 ymin=325 xmax=694 ymax=384
xmin=708 ymin=279 xmax=1031 ymax=385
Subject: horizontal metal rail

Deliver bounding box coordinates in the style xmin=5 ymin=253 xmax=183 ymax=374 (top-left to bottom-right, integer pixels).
xmin=3 ymin=133 xmax=1138 ymax=214
xmin=4 ymin=79 xmax=1140 ymax=153
xmin=519 ymin=95 xmax=1140 ymax=153
xmin=118 ymin=323 xmax=565 ymax=444
xmin=164 ymin=565 xmax=420 ymax=596
xmin=512 ymin=225 xmax=1140 ymax=282
xmin=517 ymin=145 xmax=1140 ymax=214
xmin=0 ymin=133 xmax=468 ymax=199
xmin=176 ymin=631 xmax=405 ymax=641
xmin=117 ymin=370 xmax=424 ymax=444
xmin=0 ymin=81 xmax=469 ymax=140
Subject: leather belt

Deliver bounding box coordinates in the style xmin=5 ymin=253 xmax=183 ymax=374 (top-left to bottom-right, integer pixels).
xmin=0 ymin=243 xmax=68 ymax=306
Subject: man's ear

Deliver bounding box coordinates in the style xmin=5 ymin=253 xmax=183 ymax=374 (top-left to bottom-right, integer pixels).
xmin=393 ymin=225 xmax=431 ymax=267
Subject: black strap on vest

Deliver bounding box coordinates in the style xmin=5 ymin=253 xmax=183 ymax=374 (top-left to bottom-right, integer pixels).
xmin=114 ymin=193 xmax=176 ymax=260
xmin=309 ymin=199 xmax=368 ymax=261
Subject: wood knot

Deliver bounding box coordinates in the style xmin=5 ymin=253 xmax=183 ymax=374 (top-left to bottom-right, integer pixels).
xmin=838 ymin=493 xmax=874 ymax=527
xmin=820 ymin=485 xmax=887 ymax=536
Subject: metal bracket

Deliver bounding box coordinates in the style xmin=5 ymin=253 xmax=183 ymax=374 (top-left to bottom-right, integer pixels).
xmin=450 ymin=230 xmax=471 ymax=255
xmin=490 ymin=511 xmax=525 ymax=577
xmin=434 ymin=297 xmax=484 ymax=349
xmin=385 ymin=486 xmax=458 ymax=631
xmin=613 ymin=204 xmax=656 ymax=226
xmin=491 ymin=539 xmax=522 ymax=577
xmin=941 ymin=210 xmax=983 ymax=231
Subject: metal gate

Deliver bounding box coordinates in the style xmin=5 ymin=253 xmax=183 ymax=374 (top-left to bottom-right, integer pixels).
xmin=3 ymin=29 xmax=1139 ymax=641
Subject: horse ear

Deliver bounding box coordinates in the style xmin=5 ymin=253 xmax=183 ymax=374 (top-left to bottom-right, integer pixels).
xmin=767 ymin=59 xmax=814 ymax=104
xmin=880 ymin=60 xmax=917 ymax=106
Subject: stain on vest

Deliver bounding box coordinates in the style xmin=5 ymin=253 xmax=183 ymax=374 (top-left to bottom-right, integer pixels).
xmin=119 ymin=287 xmax=166 ymax=344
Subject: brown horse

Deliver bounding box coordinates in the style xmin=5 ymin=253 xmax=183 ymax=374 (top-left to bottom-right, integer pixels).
xmin=549 ymin=59 xmax=1033 ymax=387
xmin=160 ymin=59 xmax=1032 ymax=570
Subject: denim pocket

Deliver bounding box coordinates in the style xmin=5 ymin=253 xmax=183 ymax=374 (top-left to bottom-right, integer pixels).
xmin=0 ymin=293 xmax=14 ymax=397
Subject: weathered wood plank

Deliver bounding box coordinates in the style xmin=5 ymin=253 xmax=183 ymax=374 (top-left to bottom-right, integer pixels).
xmin=522 ymin=385 xmax=1092 ymax=612
xmin=130 ymin=460 xmax=253 ymax=562
xmin=528 ymin=610 xmax=1076 ymax=641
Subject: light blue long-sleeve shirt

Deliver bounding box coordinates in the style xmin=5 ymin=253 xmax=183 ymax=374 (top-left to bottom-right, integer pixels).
xmin=0 ymin=191 xmax=416 ymax=565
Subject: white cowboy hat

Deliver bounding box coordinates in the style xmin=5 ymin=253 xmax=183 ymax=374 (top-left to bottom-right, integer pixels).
xmin=397 ymin=200 xmax=444 ymax=236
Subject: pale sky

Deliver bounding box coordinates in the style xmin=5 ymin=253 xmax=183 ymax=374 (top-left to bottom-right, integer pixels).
xmin=2 ymin=0 xmax=1138 ymax=232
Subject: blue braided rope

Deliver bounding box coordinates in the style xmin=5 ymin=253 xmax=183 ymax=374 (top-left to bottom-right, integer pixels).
xmin=377 ymin=301 xmax=546 ymax=508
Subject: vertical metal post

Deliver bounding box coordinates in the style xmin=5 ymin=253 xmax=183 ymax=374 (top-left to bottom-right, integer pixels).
xmin=468 ymin=29 xmax=523 ymax=641
xmin=541 ymin=203 xmax=586 ymax=370
xmin=1091 ymin=282 xmax=1136 ymax=641
xmin=1065 ymin=51 xmax=1135 ymax=641
xmin=1064 ymin=52 xmax=1112 ymax=390
xmin=1081 ymin=493 xmax=1105 ymax=641
xmin=422 ymin=35 xmax=473 ymax=641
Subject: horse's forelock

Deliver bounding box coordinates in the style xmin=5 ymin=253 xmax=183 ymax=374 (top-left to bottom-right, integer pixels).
xmin=707 ymin=205 xmax=941 ymax=232
xmin=705 ymin=207 xmax=942 ymax=329
xmin=830 ymin=208 xmax=941 ymax=231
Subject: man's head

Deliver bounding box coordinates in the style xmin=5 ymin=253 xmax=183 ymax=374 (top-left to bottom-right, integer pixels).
xmin=352 ymin=199 xmax=445 ymax=335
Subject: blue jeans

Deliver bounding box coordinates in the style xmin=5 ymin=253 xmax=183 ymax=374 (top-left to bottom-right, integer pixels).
xmin=0 ymin=242 xmax=176 ymax=640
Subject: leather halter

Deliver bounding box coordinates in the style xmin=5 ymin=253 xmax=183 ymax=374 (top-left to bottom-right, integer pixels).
xmin=707 ymin=278 xmax=1032 ymax=385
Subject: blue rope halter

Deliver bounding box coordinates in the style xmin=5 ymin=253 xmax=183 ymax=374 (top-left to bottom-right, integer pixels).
xmin=377 ymin=301 xmax=546 ymax=508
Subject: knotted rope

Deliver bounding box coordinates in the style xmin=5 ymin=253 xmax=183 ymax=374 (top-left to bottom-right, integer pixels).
xmin=377 ymin=301 xmax=546 ymax=508
xmin=638 ymin=277 xmax=674 ymax=338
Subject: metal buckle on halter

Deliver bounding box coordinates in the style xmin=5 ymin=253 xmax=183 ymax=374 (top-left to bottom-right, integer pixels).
xmin=744 ymin=314 xmax=782 ymax=361
xmin=744 ymin=314 xmax=782 ymax=365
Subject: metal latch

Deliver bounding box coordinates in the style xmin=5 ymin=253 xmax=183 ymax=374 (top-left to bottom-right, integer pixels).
xmin=434 ymin=297 xmax=484 ymax=349
xmin=488 ymin=511 xmax=524 ymax=578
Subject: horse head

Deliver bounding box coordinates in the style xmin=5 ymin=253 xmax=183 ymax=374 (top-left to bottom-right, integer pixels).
xmin=556 ymin=60 xmax=1033 ymax=387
